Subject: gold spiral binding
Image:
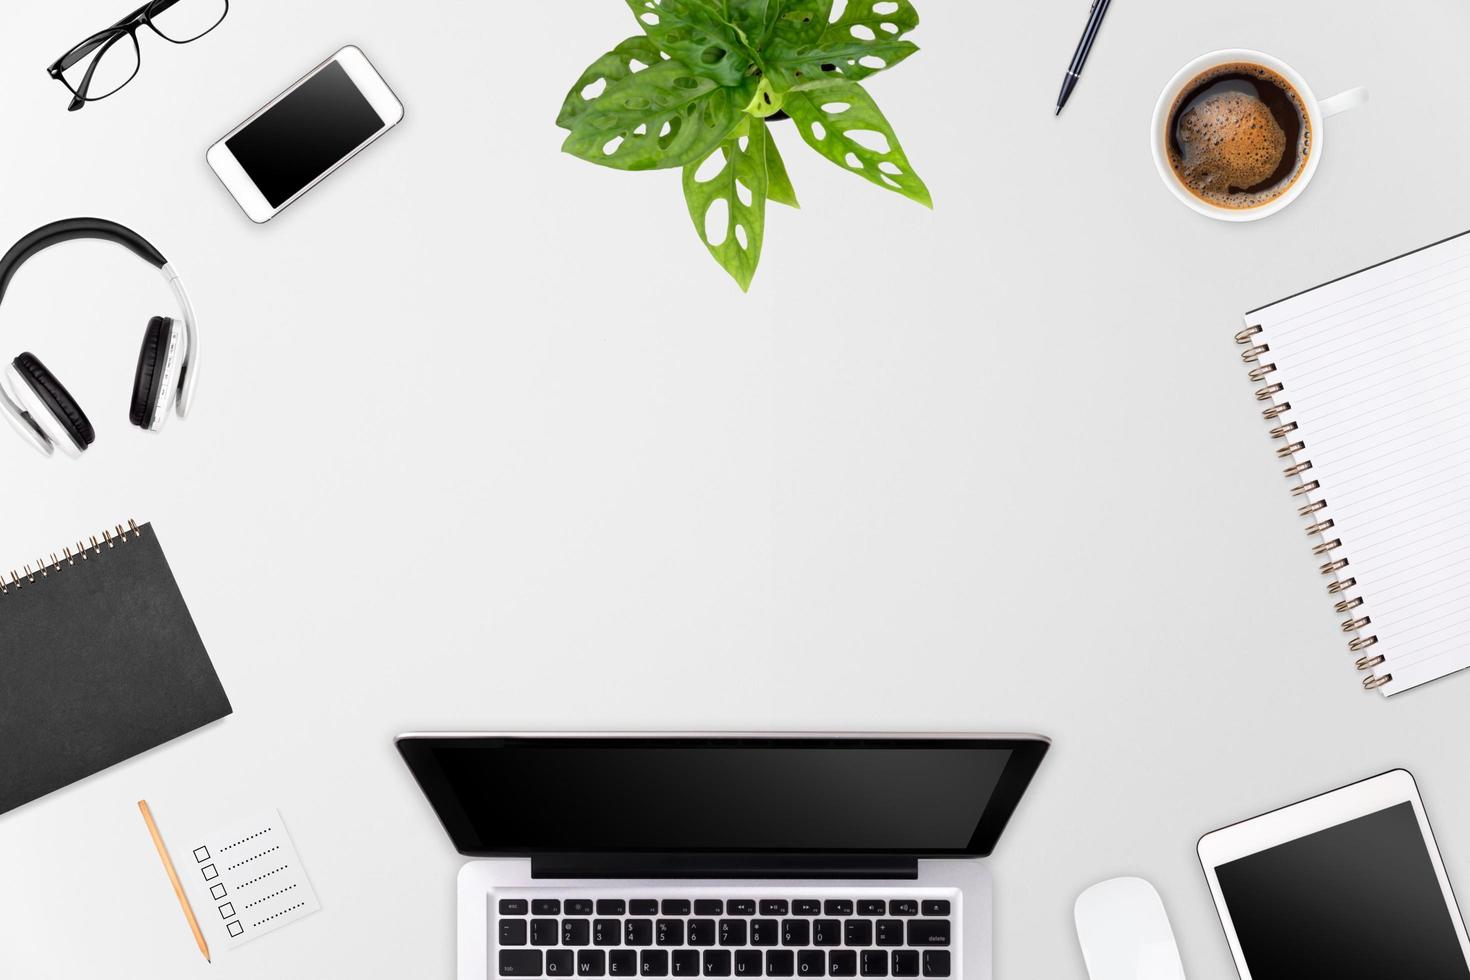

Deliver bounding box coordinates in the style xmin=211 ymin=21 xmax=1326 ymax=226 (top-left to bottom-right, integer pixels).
xmin=1242 ymin=321 xmax=1384 ymax=689
xmin=1263 ymin=401 xmax=1291 ymax=419
xmin=0 ymin=520 xmax=141 ymax=596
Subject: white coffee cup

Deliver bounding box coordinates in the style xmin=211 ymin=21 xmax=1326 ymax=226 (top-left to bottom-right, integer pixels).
xmin=1150 ymin=49 xmax=1367 ymax=221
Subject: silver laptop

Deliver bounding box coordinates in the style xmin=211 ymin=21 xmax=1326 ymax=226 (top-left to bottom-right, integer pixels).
xmin=396 ymin=733 xmax=1049 ymax=980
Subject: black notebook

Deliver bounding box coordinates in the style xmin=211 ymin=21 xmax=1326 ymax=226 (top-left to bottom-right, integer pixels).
xmin=0 ymin=520 xmax=231 ymax=815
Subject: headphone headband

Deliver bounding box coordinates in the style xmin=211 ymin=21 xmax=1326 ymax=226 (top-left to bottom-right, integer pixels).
xmin=0 ymin=218 xmax=167 ymax=307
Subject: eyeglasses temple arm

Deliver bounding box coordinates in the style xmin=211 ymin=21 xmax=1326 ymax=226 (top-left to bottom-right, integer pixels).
xmin=56 ymin=34 xmax=109 ymax=73
xmin=68 ymin=43 xmax=108 ymax=102
xmin=54 ymin=2 xmax=152 ymax=72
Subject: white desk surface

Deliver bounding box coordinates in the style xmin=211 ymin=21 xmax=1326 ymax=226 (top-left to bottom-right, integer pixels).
xmin=4 ymin=1 xmax=1469 ymax=977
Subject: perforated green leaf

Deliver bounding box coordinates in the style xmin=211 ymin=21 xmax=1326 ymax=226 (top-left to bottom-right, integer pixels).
xmin=828 ymin=1 xmax=919 ymax=47
xmin=784 ymin=79 xmax=930 ymax=206
xmin=767 ymin=0 xmax=833 ymax=51
xmin=764 ymin=129 xmax=799 ymax=208
xmin=561 ymin=59 xmax=745 ymax=171
xmin=742 ymin=76 xmax=786 ymax=118
xmin=764 ymin=0 xmax=918 ymax=91
xmin=723 ymin=0 xmax=778 ymax=49
xmin=682 ymin=118 xmax=770 ymax=290
xmin=557 ymin=36 xmax=666 ymax=132
xmin=624 ymin=0 xmax=754 ymax=88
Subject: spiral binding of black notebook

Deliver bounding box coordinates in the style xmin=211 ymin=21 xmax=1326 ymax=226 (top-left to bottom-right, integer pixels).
xmin=0 ymin=520 xmax=231 ymax=815
xmin=1238 ymin=229 xmax=1470 ymax=696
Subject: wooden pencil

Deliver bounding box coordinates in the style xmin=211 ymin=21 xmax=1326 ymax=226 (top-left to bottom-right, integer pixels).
xmin=139 ymin=800 xmax=211 ymax=963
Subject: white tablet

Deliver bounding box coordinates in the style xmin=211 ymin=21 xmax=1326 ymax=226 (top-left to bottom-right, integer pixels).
xmin=1199 ymin=770 xmax=1470 ymax=979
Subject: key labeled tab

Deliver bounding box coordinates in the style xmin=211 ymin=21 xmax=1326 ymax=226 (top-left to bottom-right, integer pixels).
xmin=499 ymin=950 xmax=542 ymax=976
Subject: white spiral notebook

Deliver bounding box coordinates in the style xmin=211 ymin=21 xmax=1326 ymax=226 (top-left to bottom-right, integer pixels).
xmin=1239 ymin=229 xmax=1470 ymax=696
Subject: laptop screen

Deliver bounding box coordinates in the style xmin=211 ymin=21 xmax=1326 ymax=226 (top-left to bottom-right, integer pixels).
xmin=397 ymin=735 xmax=1047 ymax=857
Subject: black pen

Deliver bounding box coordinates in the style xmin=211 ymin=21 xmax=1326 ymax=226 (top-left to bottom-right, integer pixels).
xmin=1055 ymin=0 xmax=1113 ymax=115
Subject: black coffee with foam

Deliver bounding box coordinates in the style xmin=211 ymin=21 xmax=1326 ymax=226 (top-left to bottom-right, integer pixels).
xmin=1166 ymin=62 xmax=1311 ymax=210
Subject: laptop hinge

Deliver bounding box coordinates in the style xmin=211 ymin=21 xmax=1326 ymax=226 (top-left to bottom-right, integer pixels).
xmin=530 ymin=854 xmax=919 ymax=880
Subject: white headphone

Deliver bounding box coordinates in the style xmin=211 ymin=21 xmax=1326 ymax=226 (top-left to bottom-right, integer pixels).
xmin=0 ymin=218 xmax=199 ymax=458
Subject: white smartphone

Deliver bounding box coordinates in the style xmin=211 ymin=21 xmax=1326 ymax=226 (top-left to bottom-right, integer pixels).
xmin=207 ymin=45 xmax=403 ymax=222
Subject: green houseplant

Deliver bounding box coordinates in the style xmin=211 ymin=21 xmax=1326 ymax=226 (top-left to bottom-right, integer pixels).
xmin=557 ymin=0 xmax=931 ymax=290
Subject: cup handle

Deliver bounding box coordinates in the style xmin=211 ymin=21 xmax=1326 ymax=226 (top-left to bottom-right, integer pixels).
xmin=1320 ymin=86 xmax=1369 ymax=118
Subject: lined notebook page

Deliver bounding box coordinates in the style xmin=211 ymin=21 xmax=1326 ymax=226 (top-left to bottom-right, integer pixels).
xmin=1246 ymin=230 xmax=1470 ymax=695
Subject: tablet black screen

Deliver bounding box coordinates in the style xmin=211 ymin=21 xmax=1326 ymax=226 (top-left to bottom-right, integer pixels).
xmin=1216 ymin=802 xmax=1470 ymax=978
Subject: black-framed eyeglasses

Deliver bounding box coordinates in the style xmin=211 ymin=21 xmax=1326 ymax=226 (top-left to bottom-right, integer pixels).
xmin=47 ymin=0 xmax=229 ymax=112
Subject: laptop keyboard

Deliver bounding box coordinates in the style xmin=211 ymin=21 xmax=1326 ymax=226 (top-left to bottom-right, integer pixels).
xmin=494 ymin=895 xmax=956 ymax=979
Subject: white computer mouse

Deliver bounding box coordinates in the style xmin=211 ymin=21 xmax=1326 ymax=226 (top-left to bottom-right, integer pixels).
xmin=1074 ymin=877 xmax=1186 ymax=980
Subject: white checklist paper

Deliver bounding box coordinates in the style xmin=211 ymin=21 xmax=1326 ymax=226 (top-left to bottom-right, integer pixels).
xmin=179 ymin=809 xmax=320 ymax=951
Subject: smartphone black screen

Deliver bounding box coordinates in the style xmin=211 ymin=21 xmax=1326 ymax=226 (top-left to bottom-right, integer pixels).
xmin=226 ymin=60 xmax=384 ymax=208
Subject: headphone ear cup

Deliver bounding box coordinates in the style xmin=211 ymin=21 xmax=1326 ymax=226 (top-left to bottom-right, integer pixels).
xmin=130 ymin=316 xmax=170 ymax=428
xmin=12 ymin=352 xmax=95 ymax=452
